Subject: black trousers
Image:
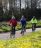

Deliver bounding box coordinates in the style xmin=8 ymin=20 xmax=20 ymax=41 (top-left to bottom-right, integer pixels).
xmin=21 ymin=24 xmax=26 ymax=34
xmin=32 ymin=23 xmax=36 ymax=31
xmin=11 ymin=26 xmax=16 ymax=35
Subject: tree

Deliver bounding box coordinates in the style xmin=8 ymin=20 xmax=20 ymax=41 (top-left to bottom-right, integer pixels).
xmin=31 ymin=0 xmax=37 ymax=9
xmin=20 ymin=0 xmax=21 ymax=13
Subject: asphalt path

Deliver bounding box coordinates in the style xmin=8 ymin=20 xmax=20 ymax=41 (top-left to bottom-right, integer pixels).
xmin=0 ymin=28 xmax=41 ymax=40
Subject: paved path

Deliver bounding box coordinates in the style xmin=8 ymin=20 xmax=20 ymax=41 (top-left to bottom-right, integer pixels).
xmin=0 ymin=28 xmax=41 ymax=40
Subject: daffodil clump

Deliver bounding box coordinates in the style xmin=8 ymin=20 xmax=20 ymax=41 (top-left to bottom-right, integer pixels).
xmin=0 ymin=31 xmax=41 ymax=48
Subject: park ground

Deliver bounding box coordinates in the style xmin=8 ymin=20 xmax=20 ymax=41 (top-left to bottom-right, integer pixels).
xmin=0 ymin=28 xmax=41 ymax=48
xmin=0 ymin=21 xmax=41 ymax=48
xmin=0 ymin=28 xmax=41 ymax=40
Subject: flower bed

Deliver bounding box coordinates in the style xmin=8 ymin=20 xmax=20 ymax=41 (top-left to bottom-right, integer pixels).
xmin=0 ymin=31 xmax=41 ymax=48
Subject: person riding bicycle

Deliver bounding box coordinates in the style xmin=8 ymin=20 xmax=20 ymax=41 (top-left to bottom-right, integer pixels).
xmin=9 ymin=16 xmax=17 ymax=38
xmin=31 ymin=16 xmax=37 ymax=32
xmin=20 ymin=15 xmax=26 ymax=35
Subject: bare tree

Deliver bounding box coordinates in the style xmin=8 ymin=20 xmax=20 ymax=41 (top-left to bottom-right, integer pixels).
xmin=37 ymin=0 xmax=41 ymax=9
xmin=25 ymin=0 xmax=28 ymax=8
xmin=31 ymin=0 xmax=37 ymax=9
xmin=9 ymin=0 xmax=17 ymax=13
xmin=19 ymin=0 xmax=21 ymax=13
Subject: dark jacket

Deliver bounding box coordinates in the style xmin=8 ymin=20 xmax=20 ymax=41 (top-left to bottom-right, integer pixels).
xmin=20 ymin=17 xmax=26 ymax=25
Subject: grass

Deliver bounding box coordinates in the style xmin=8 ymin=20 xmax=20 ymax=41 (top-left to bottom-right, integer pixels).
xmin=0 ymin=31 xmax=41 ymax=48
xmin=0 ymin=20 xmax=41 ymax=32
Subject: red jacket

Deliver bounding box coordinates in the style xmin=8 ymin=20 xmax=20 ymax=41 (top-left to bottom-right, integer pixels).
xmin=9 ymin=19 xmax=17 ymax=26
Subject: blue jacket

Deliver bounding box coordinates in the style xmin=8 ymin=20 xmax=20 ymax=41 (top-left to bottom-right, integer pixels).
xmin=20 ymin=17 xmax=26 ymax=25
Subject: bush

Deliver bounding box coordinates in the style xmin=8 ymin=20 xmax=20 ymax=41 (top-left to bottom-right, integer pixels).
xmin=0 ymin=20 xmax=41 ymax=32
